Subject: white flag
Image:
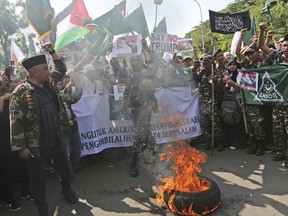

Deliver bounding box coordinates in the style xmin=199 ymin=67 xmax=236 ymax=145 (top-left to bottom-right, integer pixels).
xmin=230 ymin=31 xmax=243 ymax=55
xmin=10 ymin=40 xmax=26 ymax=67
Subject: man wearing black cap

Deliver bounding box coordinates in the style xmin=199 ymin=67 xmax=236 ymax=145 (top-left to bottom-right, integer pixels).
xmin=9 ymin=42 xmax=78 ymax=216
xmin=213 ymin=48 xmax=226 ymax=73
xmin=198 ymin=55 xmax=225 ymax=151
xmin=241 ymin=28 xmax=270 ymax=156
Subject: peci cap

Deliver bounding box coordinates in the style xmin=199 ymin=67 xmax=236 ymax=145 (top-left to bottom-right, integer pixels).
xmin=212 ymin=48 xmax=223 ymax=58
xmin=243 ymin=44 xmax=259 ymax=55
xmin=83 ymin=64 xmax=96 ymax=74
xmin=200 ymin=55 xmax=214 ymax=64
xmin=227 ymin=58 xmax=241 ymax=69
xmin=283 ymin=34 xmax=288 ymax=42
xmin=183 ymin=56 xmax=193 ymax=61
xmin=22 ymin=55 xmax=47 ymax=71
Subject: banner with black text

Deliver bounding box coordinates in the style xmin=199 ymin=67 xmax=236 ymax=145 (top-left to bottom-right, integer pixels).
xmin=72 ymin=87 xmax=202 ymax=156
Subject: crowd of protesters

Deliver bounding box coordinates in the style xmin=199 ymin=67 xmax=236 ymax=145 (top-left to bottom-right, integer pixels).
xmin=0 ymin=22 xmax=288 ymax=215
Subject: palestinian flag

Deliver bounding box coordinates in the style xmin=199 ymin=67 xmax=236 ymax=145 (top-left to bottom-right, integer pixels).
xmin=54 ymin=0 xmax=92 ymax=52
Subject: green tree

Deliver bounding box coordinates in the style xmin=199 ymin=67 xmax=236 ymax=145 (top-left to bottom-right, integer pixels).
xmin=185 ymin=0 xmax=288 ymax=55
xmin=0 ymin=0 xmax=27 ymax=69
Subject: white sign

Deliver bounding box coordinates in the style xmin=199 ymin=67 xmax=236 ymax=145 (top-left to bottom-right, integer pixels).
xmin=112 ymin=34 xmax=142 ymax=57
xmin=150 ymin=33 xmax=178 ymax=52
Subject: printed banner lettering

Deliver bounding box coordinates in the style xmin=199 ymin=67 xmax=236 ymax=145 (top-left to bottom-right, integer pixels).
xmin=150 ymin=33 xmax=178 ymax=52
xmin=72 ymin=87 xmax=202 ymax=156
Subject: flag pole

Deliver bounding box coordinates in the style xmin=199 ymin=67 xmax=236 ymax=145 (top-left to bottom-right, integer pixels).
xmin=240 ymin=89 xmax=248 ymax=134
xmin=211 ymin=61 xmax=215 ymax=156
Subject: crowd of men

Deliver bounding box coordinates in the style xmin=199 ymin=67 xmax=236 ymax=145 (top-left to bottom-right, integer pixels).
xmin=0 ymin=22 xmax=287 ymax=215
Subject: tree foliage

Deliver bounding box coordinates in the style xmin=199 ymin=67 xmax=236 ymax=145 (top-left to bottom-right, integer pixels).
xmin=185 ymin=0 xmax=288 ymax=55
xmin=0 ymin=0 xmax=27 ymax=69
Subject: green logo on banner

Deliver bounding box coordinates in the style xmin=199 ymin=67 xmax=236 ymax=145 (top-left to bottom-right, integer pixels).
xmin=256 ymin=72 xmax=284 ymax=102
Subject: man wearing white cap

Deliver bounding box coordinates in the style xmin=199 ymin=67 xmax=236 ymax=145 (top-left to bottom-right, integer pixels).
xmin=70 ymin=63 xmax=105 ymax=95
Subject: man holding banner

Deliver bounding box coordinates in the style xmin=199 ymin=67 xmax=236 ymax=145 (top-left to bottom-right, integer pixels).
xmin=257 ymin=22 xmax=288 ymax=166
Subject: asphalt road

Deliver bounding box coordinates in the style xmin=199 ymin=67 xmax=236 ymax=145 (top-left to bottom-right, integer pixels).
xmin=0 ymin=143 xmax=287 ymax=216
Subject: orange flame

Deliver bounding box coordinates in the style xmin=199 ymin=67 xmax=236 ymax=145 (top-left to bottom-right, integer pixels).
xmin=156 ymin=141 xmax=211 ymax=215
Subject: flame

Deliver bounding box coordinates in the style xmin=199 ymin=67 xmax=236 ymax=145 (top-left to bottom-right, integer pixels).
xmin=156 ymin=141 xmax=212 ymax=215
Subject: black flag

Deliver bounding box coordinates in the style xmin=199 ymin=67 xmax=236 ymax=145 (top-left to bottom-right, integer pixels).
xmin=209 ymin=10 xmax=251 ymax=34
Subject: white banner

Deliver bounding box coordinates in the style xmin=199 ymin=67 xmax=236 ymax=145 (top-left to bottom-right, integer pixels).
xmin=72 ymin=87 xmax=202 ymax=156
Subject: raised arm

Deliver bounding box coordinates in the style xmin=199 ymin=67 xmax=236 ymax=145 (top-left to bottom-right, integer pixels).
xmin=257 ymin=22 xmax=272 ymax=55
xmin=235 ymin=28 xmax=248 ymax=60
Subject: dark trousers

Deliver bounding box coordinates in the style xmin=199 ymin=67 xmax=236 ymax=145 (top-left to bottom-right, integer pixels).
xmin=26 ymin=142 xmax=72 ymax=216
xmin=0 ymin=151 xmax=17 ymax=202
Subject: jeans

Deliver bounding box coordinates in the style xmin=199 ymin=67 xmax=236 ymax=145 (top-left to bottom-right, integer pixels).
xmin=61 ymin=125 xmax=82 ymax=172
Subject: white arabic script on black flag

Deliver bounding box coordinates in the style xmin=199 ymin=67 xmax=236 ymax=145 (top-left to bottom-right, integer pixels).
xmin=209 ymin=10 xmax=251 ymax=34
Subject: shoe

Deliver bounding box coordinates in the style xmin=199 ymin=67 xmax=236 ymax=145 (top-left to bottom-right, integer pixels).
xmin=255 ymin=143 xmax=264 ymax=156
xmin=264 ymin=145 xmax=276 ymax=154
xmin=130 ymin=166 xmax=139 ymax=177
xmin=205 ymin=144 xmax=212 ymax=150
xmin=273 ymin=152 xmax=286 ymax=161
xmin=7 ymin=200 xmax=21 ymax=211
xmin=21 ymin=193 xmax=34 ymax=201
xmin=217 ymin=145 xmax=225 ymax=152
xmin=246 ymin=142 xmax=257 ymax=154
xmin=204 ymin=136 xmax=212 ymax=150
xmin=130 ymin=152 xmax=139 ymax=177
xmin=282 ymin=160 xmax=288 ymax=167
xmin=62 ymin=187 xmax=78 ymax=204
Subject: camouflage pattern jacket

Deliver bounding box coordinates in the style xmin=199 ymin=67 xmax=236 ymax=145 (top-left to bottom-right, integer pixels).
xmin=59 ymin=86 xmax=83 ymax=132
xmin=9 ymin=59 xmax=66 ymax=156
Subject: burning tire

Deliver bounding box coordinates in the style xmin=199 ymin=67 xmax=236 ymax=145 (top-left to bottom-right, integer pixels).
xmin=163 ymin=176 xmax=221 ymax=215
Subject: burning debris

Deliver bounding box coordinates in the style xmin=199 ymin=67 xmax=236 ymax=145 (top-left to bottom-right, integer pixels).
xmin=156 ymin=141 xmax=221 ymax=215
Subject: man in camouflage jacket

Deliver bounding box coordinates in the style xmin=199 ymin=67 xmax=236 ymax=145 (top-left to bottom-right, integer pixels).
xmin=9 ymin=42 xmax=78 ymax=216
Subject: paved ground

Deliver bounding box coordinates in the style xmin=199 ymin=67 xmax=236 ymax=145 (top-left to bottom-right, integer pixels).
xmin=0 ymin=143 xmax=287 ymax=216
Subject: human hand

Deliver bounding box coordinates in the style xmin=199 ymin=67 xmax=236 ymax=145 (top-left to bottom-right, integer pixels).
xmin=0 ymin=92 xmax=10 ymax=101
xmin=241 ymin=67 xmax=247 ymax=73
xmin=240 ymin=28 xmax=248 ymax=36
xmin=211 ymin=38 xmax=217 ymax=46
xmin=225 ymin=79 xmax=235 ymax=86
xmin=18 ymin=147 xmax=34 ymax=160
xmin=266 ymin=30 xmax=276 ymax=38
xmin=42 ymin=42 xmax=54 ymax=53
xmin=259 ymin=22 xmax=269 ymax=31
